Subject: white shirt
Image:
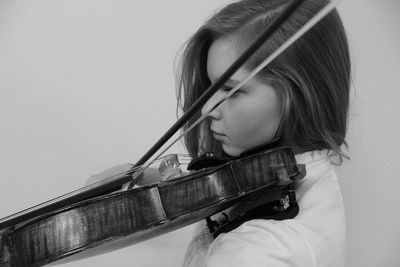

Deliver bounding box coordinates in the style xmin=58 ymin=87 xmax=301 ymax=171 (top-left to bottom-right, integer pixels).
xmin=183 ymin=150 xmax=346 ymax=267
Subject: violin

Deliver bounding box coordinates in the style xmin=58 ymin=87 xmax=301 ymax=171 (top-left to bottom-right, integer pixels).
xmin=0 ymin=146 xmax=304 ymax=266
xmin=0 ymin=0 xmax=340 ymax=266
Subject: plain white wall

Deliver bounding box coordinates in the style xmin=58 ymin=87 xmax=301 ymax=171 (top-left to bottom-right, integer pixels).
xmin=0 ymin=1 xmax=399 ymax=266
xmin=337 ymin=1 xmax=400 ymax=266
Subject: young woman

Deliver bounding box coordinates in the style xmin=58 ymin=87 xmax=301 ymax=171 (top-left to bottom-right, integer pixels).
xmin=87 ymin=0 xmax=349 ymax=265
xmin=176 ymin=0 xmax=350 ymax=266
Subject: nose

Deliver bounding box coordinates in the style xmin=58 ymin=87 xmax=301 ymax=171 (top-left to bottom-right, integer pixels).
xmin=201 ymin=90 xmax=226 ymax=119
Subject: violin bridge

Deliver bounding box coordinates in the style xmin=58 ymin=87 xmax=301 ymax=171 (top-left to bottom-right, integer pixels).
xmin=159 ymin=154 xmax=183 ymax=180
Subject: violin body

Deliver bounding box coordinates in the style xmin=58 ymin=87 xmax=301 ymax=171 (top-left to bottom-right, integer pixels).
xmin=0 ymin=147 xmax=304 ymax=267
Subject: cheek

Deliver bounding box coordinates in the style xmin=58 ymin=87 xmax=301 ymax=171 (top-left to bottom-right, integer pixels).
xmin=226 ymin=100 xmax=280 ymax=146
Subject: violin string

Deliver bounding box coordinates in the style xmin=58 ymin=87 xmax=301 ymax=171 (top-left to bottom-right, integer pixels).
xmin=103 ymin=0 xmax=343 ymax=188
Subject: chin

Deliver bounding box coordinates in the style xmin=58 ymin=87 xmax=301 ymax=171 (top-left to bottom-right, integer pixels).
xmin=222 ymin=144 xmax=242 ymax=157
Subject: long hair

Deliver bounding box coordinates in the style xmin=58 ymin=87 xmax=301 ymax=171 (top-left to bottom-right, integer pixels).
xmin=176 ymin=0 xmax=351 ymax=162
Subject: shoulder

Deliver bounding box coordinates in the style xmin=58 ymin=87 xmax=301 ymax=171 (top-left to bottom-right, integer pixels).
xmin=205 ymin=219 xmax=317 ymax=267
xmin=293 ymin=150 xmax=346 ymax=266
xmin=294 ymin=150 xmax=345 ymax=229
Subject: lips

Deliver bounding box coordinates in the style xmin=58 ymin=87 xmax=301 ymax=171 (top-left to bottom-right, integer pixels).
xmin=211 ymin=130 xmax=226 ymax=141
xmin=211 ymin=127 xmax=223 ymax=135
xmin=212 ymin=130 xmax=224 ymax=135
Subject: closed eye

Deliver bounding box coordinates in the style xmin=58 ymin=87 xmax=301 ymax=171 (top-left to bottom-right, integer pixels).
xmin=222 ymin=86 xmax=241 ymax=97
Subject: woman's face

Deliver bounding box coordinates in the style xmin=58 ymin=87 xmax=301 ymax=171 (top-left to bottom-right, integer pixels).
xmin=202 ymin=36 xmax=281 ymax=157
